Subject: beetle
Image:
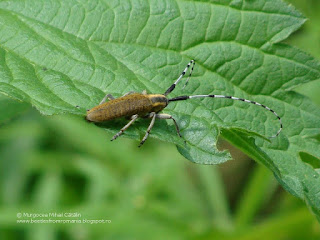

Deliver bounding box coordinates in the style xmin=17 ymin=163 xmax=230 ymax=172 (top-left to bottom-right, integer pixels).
xmin=86 ymin=60 xmax=282 ymax=147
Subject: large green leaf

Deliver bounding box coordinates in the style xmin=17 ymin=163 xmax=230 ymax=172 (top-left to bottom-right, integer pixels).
xmin=0 ymin=0 xmax=320 ymax=219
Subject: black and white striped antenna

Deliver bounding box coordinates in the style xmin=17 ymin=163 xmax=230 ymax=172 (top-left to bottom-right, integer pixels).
xmin=164 ymin=60 xmax=283 ymax=138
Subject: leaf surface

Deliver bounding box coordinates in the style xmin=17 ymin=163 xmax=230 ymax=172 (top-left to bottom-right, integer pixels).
xmin=0 ymin=0 xmax=320 ymax=219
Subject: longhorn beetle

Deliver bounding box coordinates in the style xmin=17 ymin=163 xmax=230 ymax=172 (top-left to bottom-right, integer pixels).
xmin=86 ymin=60 xmax=283 ymax=147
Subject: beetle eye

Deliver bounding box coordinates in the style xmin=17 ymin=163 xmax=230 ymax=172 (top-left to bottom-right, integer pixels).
xmin=86 ymin=109 xmax=90 ymax=112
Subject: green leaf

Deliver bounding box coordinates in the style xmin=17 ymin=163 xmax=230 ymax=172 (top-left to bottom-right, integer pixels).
xmin=0 ymin=0 xmax=320 ymax=219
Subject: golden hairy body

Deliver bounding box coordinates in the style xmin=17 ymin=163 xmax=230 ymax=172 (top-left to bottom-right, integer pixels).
xmin=86 ymin=93 xmax=168 ymax=122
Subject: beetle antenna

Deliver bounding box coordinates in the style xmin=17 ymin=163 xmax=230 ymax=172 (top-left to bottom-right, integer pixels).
xmin=164 ymin=60 xmax=195 ymax=96
xmin=168 ymin=94 xmax=283 ymax=138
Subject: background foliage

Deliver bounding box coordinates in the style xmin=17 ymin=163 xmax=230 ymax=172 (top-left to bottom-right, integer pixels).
xmin=0 ymin=0 xmax=320 ymax=239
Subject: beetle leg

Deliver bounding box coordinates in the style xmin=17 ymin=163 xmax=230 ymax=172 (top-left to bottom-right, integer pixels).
xmin=139 ymin=112 xmax=156 ymax=147
xmin=101 ymin=91 xmax=135 ymax=105
xmin=155 ymin=113 xmax=183 ymax=140
xmin=122 ymin=91 xmax=135 ymax=97
xmin=111 ymin=114 xmax=139 ymax=141
xmin=107 ymin=94 xmax=115 ymax=100
xmin=99 ymin=94 xmax=115 ymax=105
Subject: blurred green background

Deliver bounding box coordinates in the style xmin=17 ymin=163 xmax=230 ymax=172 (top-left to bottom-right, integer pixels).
xmin=0 ymin=0 xmax=320 ymax=239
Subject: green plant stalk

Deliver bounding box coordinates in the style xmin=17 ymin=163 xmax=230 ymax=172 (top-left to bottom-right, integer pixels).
xmin=231 ymin=207 xmax=316 ymax=240
xmin=196 ymin=165 xmax=233 ymax=230
xmin=234 ymin=164 xmax=278 ymax=228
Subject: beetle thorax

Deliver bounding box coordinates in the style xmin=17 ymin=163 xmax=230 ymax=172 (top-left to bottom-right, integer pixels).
xmin=148 ymin=94 xmax=168 ymax=112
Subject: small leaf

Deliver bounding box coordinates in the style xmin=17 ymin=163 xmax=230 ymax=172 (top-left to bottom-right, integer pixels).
xmin=0 ymin=0 xmax=320 ymax=220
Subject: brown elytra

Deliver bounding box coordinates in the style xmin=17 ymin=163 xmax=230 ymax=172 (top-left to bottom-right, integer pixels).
xmin=86 ymin=93 xmax=168 ymax=122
